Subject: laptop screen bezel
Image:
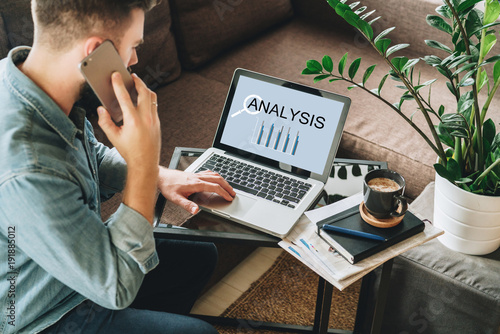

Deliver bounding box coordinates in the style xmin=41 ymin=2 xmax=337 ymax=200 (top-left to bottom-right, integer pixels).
xmin=212 ymin=68 xmax=351 ymax=184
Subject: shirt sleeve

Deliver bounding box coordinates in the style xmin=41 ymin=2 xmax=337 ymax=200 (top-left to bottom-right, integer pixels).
xmin=0 ymin=172 xmax=159 ymax=310
xmin=85 ymin=121 xmax=127 ymax=201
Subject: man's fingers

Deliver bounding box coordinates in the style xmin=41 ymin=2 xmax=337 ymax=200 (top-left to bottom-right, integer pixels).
xmin=173 ymin=195 xmax=199 ymax=215
xmin=197 ymin=171 xmax=236 ymax=197
xmin=97 ymin=106 xmax=118 ymax=141
xmin=111 ymin=72 xmax=135 ymax=119
xmin=197 ymin=181 xmax=235 ymax=202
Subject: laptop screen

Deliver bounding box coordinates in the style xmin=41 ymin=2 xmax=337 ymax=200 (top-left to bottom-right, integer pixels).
xmin=213 ymin=69 xmax=350 ymax=182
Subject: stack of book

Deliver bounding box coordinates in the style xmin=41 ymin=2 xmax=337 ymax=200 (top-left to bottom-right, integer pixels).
xmin=316 ymin=204 xmax=425 ymax=264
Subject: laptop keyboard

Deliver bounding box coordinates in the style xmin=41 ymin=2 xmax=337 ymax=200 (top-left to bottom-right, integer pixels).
xmin=195 ymin=154 xmax=313 ymax=209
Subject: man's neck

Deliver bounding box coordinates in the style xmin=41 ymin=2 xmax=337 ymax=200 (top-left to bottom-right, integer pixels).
xmin=18 ymin=46 xmax=82 ymax=116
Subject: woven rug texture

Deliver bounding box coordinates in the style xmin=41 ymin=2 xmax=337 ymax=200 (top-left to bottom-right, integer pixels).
xmin=216 ymin=252 xmax=361 ymax=334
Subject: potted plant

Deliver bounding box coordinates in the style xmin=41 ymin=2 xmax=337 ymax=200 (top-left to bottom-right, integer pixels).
xmin=302 ymin=0 xmax=500 ymax=254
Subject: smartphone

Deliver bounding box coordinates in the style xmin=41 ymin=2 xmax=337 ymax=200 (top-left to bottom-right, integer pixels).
xmin=79 ymin=40 xmax=137 ymax=123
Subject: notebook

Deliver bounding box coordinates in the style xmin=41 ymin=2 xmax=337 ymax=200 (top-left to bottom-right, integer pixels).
xmin=317 ymin=205 xmax=425 ymax=264
xmin=184 ymin=68 xmax=350 ymax=237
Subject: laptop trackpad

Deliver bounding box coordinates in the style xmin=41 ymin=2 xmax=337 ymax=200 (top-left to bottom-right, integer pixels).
xmin=193 ymin=192 xmax=257 ymax=217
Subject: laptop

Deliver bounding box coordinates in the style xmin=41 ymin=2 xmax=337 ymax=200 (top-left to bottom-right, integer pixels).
xmin=185 ymin=68 xmax=350 ymax=237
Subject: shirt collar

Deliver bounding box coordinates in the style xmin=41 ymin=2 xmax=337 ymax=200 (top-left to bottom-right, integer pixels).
xmin=6 ymin=47 xmax=84 ymax=149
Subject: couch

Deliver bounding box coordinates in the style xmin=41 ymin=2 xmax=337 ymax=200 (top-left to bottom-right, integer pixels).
xmin=2 ymin=0 xmax=499 ymax=332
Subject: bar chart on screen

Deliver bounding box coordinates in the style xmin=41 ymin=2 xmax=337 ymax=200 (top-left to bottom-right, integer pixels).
xmin=253 ymin=119 xmax=300 ymax=156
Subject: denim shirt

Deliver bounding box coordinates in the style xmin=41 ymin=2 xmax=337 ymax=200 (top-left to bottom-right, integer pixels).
xmin=0 ymin=47 xmax=159 ymax=333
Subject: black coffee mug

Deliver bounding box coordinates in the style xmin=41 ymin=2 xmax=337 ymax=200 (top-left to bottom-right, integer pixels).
xmin=363 ymin=169 xmax=408 ymax=219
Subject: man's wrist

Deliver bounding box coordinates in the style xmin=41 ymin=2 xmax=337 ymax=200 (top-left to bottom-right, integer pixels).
xmin=123 ymin=165 xmax=159 ymax=224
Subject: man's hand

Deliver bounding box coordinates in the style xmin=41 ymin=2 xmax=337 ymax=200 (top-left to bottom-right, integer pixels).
xmin=98 ymin=72 xmax=161 ymax=224
xmin=158 ymin=167 xmax=236 ymax=215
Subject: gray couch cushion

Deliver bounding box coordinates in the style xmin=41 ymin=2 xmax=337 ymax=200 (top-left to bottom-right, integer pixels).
xmin=169 ymin=0 xmax=294 ymax=69
xmin=362 ymin=183 xmax=500 ymax=333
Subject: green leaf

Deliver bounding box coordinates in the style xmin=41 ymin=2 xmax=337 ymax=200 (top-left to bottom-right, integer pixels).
xmin=434 ymin=162 xmax=458 ymax=183
xmin=386 ymin=43 xmax=410 ymax=57
xmin=368 ymin=16 xmax=381 ymax=25
xmin=482 ymin=54 xmax=500 ymax=66
xmin=391 ymin=56 xmax=409 ymax=72
xmin=322 ymin=55 xmax=334 ymax=73
xmin=414 ymin=79 xmax=437 ymax=92
xmin=451 ymin=62 xmax=476 ymax=76
xmin=459 ymin=77 xmax=475 ymax=87
xmin=436 ymin=5 xmax=452 ymax=19
xmin=360 ymin=9 xmax=376 ymax=20
xmin=306 ymin=60 xmax=323 ymax=72
xmin=362 ymin=64 xmax=376 ymax=85
xmin=446 ymin=81 xmax=456 ymax=95
xmin=343 ymin=10 xmax=361 ymax=29
xmin=465 ymin=9 xmax=483 ymax=37
xmin=302 ymin=68 xmax=321 ymax=75
xmin=348 ymin=58 xmax=362 ymax=80
xmin=358 ymin=19 xmax=374 ymax=40
xmin=425 ymin=40 xmax=453 ymax=54
xmin=446 ymin=158 xmax=462 ymax=180
xmin=483 ymin=118 xmax=496 ymax=145
xmin=457 ymin=0 xmax=481 ymax=13
xmin=494 ymin=60 xmax=500 ymax=82
xmin=377 ymin=73 xmax=389 ymax=96
xmin=426 ymin=15 xmax=453 ymax=34
xmin=437 ymin=123 xmax=454 ymax=147
xmin=335 ymin=3 xmax=352 ymax=17
xmin=478 ymin=69 xmax=489 ymax=92
xmin=329 ymin=78 xmax=343 ymax=83
xmin=484 ymin=0 xmax=500 ymax=25
xmin=374 ymin=27 xmax=395 ymax=44
xmin=349 ymin=1 xmax=361 ymax=10
xmin=467 ymin=21 xmax=500 ymax=37
xmin=354 ymin=6 xmax=367 ymax=15
xmin=447 ymin=54 xmax=474 ymax=68
xmin=423 ymin=55 xmax=443 ymax=66
xmin=481 ymin=33 xmax=497 ymax=59
xmin=338 ymin=53 xmax=348 ymax=76
xmin=458 ymin=96 xmax=474 ymax=113
xmin=314 ymin=74 xmax=331 ymax=83
xmin=438 ymin=105 xmax=445 ymax=117
xmin=401 ymin=58 xmax=420 ymax=72
xmin=375 ymin=38 xmax=391 ymax=55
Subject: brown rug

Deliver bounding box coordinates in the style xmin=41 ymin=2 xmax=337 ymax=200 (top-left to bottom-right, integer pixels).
xmin=216 ymin=251 xmax=361 ymax=334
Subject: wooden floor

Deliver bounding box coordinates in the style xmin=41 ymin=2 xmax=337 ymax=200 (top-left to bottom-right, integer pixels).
xmin=191 ymin=247 xmax=283 ymax=316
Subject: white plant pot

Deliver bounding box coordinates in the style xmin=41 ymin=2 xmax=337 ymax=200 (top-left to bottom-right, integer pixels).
xmin=434 ymin=172 xmax=500 ymax=255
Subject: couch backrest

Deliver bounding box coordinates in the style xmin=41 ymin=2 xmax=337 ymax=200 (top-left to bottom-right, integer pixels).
xmin=168 ymin=0 xmax=294 ymax=70
xmin=0 ymin=0 xmax=181 ymax=89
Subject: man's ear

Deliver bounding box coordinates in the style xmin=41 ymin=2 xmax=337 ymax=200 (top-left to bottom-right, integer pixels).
xmin=83 ymin=37 xmax=106 ymax=57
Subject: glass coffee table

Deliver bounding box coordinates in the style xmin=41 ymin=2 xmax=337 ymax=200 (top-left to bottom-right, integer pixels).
xmin=154 ymin=147 xmax=390 ymax=334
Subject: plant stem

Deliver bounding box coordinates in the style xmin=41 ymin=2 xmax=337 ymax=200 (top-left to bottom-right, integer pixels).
xmin=481 ymin=77 xmax=500 ymax=123
xmin=329 ymin=73 xmax=443 ymax=157
xmin=476 ymin=157 xmax=500 ymax=184
xmin=444 ymin=0 xmax=484 ymax=170
xmin=371 ymin=43 xmax=447 ymax=164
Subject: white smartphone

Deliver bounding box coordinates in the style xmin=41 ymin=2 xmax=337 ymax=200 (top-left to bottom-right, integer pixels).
xmin=79 ymin=40 xmax=137 ymax=123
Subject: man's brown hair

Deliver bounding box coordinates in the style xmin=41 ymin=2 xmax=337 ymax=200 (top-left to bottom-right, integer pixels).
xmin=32 ymin=0 xmax=158 ymax=51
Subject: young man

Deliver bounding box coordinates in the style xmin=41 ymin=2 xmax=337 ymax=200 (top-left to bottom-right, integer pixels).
xmin=0 ymin=0 xmax=235 ymax=333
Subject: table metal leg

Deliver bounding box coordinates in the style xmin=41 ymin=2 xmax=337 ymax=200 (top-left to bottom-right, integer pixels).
xmin=353 ymin=258 xmax=394 ymax=334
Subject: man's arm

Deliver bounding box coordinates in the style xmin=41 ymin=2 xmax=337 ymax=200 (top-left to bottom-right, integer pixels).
xmin=0 ymin=173 xmax=158 ymax=310
xmin=98 ymin=72 xmax=160 ymax=224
